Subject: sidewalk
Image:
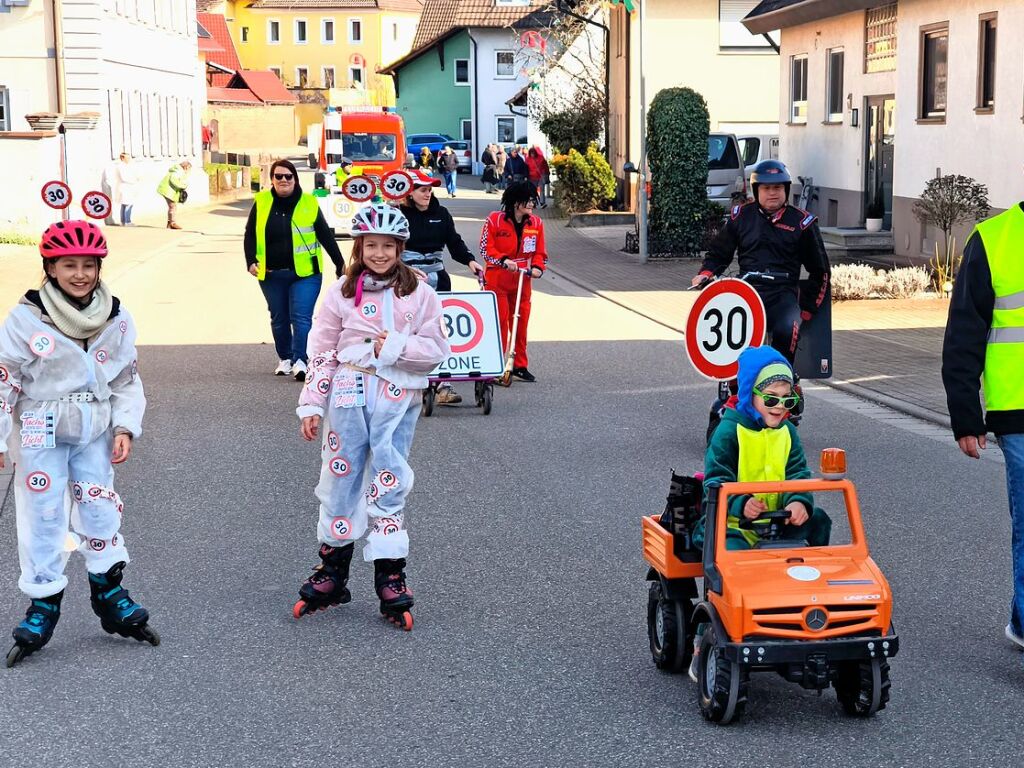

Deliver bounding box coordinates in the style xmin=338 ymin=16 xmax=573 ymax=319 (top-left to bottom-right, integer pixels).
xmin=533 ymin=207 xmax=952 ymax=428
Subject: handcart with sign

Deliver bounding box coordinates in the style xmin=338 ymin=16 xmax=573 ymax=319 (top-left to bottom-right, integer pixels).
xmin=422 ymin=284 xmax=504 ymax=417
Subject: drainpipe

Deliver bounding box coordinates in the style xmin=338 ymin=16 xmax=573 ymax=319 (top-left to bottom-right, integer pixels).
xmin=53 ymin=0 xmax=69 ymax=219
xmin=468 ymin=30 xmax=479 ymax=172
xmin=555 ymin=0 xmax=610 ymax=160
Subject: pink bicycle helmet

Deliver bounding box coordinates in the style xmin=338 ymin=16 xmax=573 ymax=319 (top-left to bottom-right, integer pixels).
xmin=39 ymin=220 xmax=108 ymax=259
xmin=351 ymin=203 xmax=410 ymax=241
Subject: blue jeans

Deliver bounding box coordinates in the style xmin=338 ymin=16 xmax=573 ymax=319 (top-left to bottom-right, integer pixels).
xmin=120 ymin=204 xmax=133 ymax=225
xmin=443 ymin=171 xmax=457 ymax=196
xmin=259 ymin=270 xmax=322 ymax=364
xmin=1000 ymin=434 xmax=1024 ymax=636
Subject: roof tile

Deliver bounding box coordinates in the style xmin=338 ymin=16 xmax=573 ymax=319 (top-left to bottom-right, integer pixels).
xmin=198 ymin=12 xmax=242 ymax=86
xmin=411 ymin=0 xmax=552 ymax=51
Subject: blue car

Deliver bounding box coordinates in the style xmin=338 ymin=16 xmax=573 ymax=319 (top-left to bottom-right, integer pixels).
xmin=406 ymin=133 xmax=456 ymax=158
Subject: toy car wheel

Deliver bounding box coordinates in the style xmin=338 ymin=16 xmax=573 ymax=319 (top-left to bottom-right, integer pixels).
xmin=697 ymin=624 xmax=748 ymax=725
xmin=646 ymin=580 xmax=691 ymax=673
xmin=481 ymin=385 xmax=493 ymax=415
xmin=422 ymin=387 xmax=435 ymax=417
xmin=834 ymin=658 xmax=890 ymax=717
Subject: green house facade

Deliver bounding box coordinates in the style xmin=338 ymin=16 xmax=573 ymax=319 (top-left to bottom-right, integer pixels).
xmin=388 ymin=30 xmax=472 ymax=143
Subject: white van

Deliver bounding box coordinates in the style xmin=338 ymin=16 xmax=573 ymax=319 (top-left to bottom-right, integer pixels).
xmin=737 ymin=135 xmax=780 ymax=189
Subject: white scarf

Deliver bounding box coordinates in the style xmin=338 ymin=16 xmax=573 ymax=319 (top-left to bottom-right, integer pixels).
xmin=39 ymin=280 xmax=113 ymax=340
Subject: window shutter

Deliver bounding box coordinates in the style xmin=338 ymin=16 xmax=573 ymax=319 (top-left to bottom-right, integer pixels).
xmin=719 ymin=0 xmax=772 ymax=48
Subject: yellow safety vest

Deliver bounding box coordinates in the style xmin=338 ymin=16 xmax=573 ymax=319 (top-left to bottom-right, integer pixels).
xmin=254 ymin=191 xmax=322 ymax=281
xmin=732 ymin=423 xmax=791 ymax=546
xmin=975 ymin=205 xmax=1024 ymax=412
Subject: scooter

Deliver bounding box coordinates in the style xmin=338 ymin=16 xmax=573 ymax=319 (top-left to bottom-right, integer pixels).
xmin=498 ymin=265 xmax=536 ymax=387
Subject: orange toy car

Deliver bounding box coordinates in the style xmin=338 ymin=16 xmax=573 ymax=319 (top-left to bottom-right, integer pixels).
xmin=643 ymin=450 xmax=898 ymax=724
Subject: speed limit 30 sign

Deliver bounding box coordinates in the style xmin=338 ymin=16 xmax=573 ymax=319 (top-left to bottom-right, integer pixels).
xmin=429 ymin=292 xmax=504 ymax=378
xmin=684 ymin=278 xmax=766 ymax=380
xmin=342 ymin=175 xmax=376 ymax=202
xmin=380 ymin=170 xmax=413 ymax=201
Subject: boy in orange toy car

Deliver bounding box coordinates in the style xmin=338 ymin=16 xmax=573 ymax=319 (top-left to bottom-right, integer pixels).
xmin=695 ymin=345 xmax=832 ymax=552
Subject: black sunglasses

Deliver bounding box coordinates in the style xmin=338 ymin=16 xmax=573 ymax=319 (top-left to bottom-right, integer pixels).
xmin=273 ymin=173 xmax=294 ymax=181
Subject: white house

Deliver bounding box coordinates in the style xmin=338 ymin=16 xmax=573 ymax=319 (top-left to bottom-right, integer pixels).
xmin=744 ymin=0 xmax=1024 ymax=259
xmin=0 ymin=0 xmax=206 ymax=233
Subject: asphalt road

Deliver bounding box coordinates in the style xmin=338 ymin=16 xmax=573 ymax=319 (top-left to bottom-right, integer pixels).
xmin=0 ymin=183 xmax=1018 ymax=768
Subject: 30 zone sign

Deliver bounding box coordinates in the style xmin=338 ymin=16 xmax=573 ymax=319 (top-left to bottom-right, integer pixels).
xmin=684 ymin=278 xmax=766 ymax=381
xmin=430 ymin=292 xmax=504 ymax=378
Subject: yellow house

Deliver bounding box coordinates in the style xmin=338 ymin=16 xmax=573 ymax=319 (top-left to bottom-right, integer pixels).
xmin=201 ymin=0 xmax=422 ymax=107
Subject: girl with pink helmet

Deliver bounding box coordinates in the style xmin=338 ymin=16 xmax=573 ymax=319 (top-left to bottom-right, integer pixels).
xmin=0 ymin=220 xmax=157 ymax=666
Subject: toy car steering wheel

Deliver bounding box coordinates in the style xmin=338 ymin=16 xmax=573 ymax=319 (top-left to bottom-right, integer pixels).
xmin=739 ymin=509 xmax=792 ymax=541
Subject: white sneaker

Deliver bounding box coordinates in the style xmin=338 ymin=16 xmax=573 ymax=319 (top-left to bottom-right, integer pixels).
xmin=292 ymin=360 xmax=308 ymax=381
xmin=1005 ymin=624 xmax=1024 ymax=650
xmin=274 ymin=359 xmax=292 ymax=376
xmin=688 ymin=651 xmax=700 ymax=683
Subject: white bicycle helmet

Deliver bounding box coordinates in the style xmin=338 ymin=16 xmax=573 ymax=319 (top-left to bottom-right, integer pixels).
xmin=351 ymin=203 xmax=410 ymax=241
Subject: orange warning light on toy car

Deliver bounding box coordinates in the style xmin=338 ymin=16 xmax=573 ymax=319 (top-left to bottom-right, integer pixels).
xmin=820 ymin=448 xmax=847 ymax=480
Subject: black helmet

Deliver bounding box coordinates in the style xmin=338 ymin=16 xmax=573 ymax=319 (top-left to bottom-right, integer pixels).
xmin=750 ymin=159 xmax=791 ymax=186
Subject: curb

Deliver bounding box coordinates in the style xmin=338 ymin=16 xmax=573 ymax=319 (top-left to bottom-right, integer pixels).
xmin=547 ymin=264 xmax=952 ymax=431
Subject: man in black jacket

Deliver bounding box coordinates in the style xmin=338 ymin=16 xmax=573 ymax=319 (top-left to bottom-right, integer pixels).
xmin=692 ymin=160 xmax=831 ymax=365
xmin=942 ymin=200 xmax=1024 ymax=649
xmin=439 ymin=146 xmax=460 ymax=198
xmin=400 ymin=169 xmax=482 ymax=404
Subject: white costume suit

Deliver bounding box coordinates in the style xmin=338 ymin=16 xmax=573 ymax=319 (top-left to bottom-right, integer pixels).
xmin=297 ymin=276 xmax=449 ymax=561
xmin=0 ymin=297 xmax=145 ymax=598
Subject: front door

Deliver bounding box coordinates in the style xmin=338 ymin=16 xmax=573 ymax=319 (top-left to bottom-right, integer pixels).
xmin=864 ymin=96 xmax=895 ymax=228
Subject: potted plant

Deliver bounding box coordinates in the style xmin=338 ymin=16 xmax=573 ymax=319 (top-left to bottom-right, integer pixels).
xmin=865 ymin=200 xmax=885 ymax=232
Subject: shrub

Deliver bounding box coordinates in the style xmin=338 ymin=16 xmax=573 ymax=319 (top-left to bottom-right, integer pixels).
xmin=647 ymin=87 xmax=709 ymax=256
xmin=830 ymin=263 xmax=878 ymax=300
xmin=875 ymin=266 xmax=930 ymax=299
xmin=913 ymin=174 xmax=990 ymax=254
xmin=0 ymin=230 xmax=37 ymax=246
xmin=550 ymin=143 xmax=616 ymax=214
xmin=539 ymin=98 xmax=604 ymax=155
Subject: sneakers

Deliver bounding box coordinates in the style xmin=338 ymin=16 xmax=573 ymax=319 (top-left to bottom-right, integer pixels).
xmin=688 ymin=651 xmax=700 ymax=683
xmin=435 ymin=384 xmax=462 ymax=405
xmin=512 ymin=367 xmax=536 ymax=382
xmin=1006 ymin=624 xmax=1024 ymax=650
xmin=274 ymin=359 xmax=292 ymax=376
xmin=292 ymin=360 xmax=308 ymax=382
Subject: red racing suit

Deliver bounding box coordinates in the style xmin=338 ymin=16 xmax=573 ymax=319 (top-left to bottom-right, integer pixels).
xmin=479 ymin=211 xmax=548 ymax=368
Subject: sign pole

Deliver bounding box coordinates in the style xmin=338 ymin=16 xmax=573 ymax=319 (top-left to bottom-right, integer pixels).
xmin=637 ymin=0 xmax=648 ymax=264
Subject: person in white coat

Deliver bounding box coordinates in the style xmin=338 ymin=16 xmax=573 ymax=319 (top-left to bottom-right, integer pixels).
xmin=115 ymin=152 xmax=139 ymax=226
xmin=292 ymin=204 xmax=450 ymax=631
xmin=0 ymin=220 xmax=159 ymax=667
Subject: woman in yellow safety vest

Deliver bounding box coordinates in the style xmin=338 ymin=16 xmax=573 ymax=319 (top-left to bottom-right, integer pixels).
xmin=244 ymin=159 xmax=345 ymax=381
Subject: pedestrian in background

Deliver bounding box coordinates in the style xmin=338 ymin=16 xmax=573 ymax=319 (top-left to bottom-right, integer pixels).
xmin=115 ymin=153 xmax=139 ymax=226
xmin=481 ymin=144 xmax=498 ymax=194
xmin=942 ymin=196 xmax=1024 ymax=651
xmin=156 ymin=159 xmax=191 ymax=230
xmin=417 ymin=147 xmax=435 ymax=172
xmin=244 ymin=159 xmax=345 ymax=382
xmin=439 ymin=146 xmax=459 ymax=198
xmin=503 ymin=147 xmax=528 ymax=187
xmin=495 ymin=145 xmax=507 ymax=190
xmin=525 ymin=147 xmax=549 ymax=209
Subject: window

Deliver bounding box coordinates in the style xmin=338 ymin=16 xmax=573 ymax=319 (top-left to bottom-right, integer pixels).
xmin=719 ymin=0 xmax=774 ymax=48
xmin=342 ymin=132 xmax=396 ymax=161
xmin=240 ymin=26 xmax=249 ymax=43
xmin=349 ymin=18 xmax=362 ymax=43
xmin=738 ymin=137 xmax=760 ymax=167
xmin=323 ymin=67 xmax=336 ymax=89
xmin=495 ymin=50 xmax=515 ymax=78
xmin=349 ymin=66 xmax=364 ymax=86
xmin=0 ymin=87 xmax=9 ymax=131
xmin=268 ymin=19 xmax=280 ymax=44
xmin=977 ymin=13 xmax=996 ymax=111
xmin=790 ymin=54 xmax=808 ymax=123
xmin=295 ymin=19 xmax=307 ymax=44
xmin=865 ymin=4 xmax=897 ymax=73
xmin=920 ymin=24 xmax=948 ymax=120
xmin=270 ymin=67 xmax=282 ymax=80
xmin=496 ymin=116 xmax=515 ymax=143
xmin=460 ymin=118 xmax=472 ymax=141
xmin=455 ymin=58 xmax=470 ymax=85
xmin=322 ymin=18 xmax=335 ymax=44
xmin=296 ymin=67 xmax=309 ymax=88
xmin=826 ymin=48 xmax=844 ymax=122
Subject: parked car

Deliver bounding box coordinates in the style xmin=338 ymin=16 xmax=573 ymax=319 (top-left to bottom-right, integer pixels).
xmin=737 ymin=134 xmax=780 ymax=190
xmin=448 ymin=140 xmax=473 ymax=173
xmin=406 ymin=133 xmax=455 ymax=156
xmin=706 ymin=133 xmax=747 ymax=207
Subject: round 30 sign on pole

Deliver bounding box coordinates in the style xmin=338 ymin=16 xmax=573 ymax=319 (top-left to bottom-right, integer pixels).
xmin=684 ymin=278 xmax=766 ymax=381
xmin=81 ymin=191 xmax=112 ymax=220
xmin=342 ymin=176 xmax=376 ymax=203
xmin=41 ymin=181 xmax=72 ymax=210
xmin=380 ymin=170 xmax=413 ymax=201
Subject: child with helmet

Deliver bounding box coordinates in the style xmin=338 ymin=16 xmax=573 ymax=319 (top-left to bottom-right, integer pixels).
xmin=0 ymin=220 xmax=158 ymax=667
xmin=293 ymin=203 xmax=450 ymax=631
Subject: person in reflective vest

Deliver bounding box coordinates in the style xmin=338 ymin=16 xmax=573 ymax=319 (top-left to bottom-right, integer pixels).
xmin=244 ymin=159 xmax=345 ymax=381
xmin=942 ymin=199 xmax=1024 ymax=650
xmin=335 ymin=158 xmax=356 ymax=188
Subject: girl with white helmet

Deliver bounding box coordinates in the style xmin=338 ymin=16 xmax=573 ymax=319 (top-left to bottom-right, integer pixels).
xmin=0 ymin=220 xmax=158 ymax=666
xmin=293 ymin=203 xmax=450 ymax=630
